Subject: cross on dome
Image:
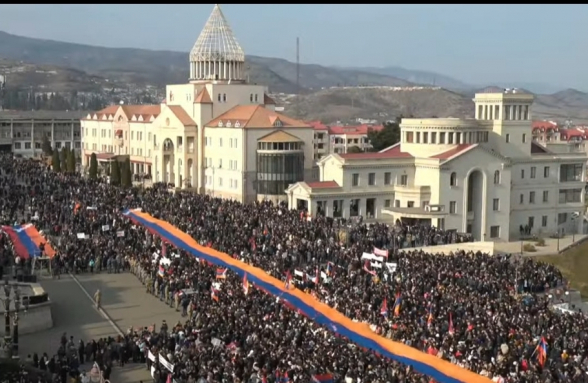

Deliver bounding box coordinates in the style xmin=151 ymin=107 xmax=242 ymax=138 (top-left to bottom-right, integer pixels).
xmin=189 ymin=4 xmax=246 ymax=82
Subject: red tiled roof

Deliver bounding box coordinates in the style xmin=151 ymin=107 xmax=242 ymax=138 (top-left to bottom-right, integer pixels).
xmin=560 ymin=128 xmax=587 ymax=141
xmin=532 ymin=120 xmax=558 ymax=133
xmin=339 ymin=143 xmax=413 ymax=160
xmin=306 ymin=181 xmax=340 ymax=189
xmin=329 ymin=124 xmax=383 ymax=135
xmin=307 ymin=121 xmax=329 ymax=131
xmin=431 ymin=144 xmax=473 ymax=160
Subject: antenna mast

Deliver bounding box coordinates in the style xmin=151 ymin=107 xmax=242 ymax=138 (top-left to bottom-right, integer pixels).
xmin=296 ymin=37 xmax=300 ymax=116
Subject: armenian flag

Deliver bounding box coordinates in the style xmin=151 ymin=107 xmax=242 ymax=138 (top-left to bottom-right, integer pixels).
xmin=326 ymin=262 xmax=334 ymax=276
xmin=284 ymin=270 xmax=293 ymax=289
xmin=380 ymin=298 xmax=388 ymax=317
xmin=211 ymin=286 xmax=219 ymax=302
xmin=312 ymin=374 xmax=334 ymax=383
xmin=158 ymin=265 xmax=165 ymax=277
xmin=1 ymin=223 xmax=56 ymax=259
xmin=536 ymin=337 xmax=548 ymax=366
xmin=243 ymin=273 xmax=249 ymax=295
xmin=216 ymin=268 xmax=227 ymax=279
xmin=427 ymin=305 xmax=434 ymax=325
xmin=448 ymin=312 xmax=454 ymax=335
xmin=393 ymin=293 xmax=402 ymax=316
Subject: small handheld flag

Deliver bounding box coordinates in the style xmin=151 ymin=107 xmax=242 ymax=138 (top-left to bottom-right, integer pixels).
xmin=243 ymin=273 xmax=249 ymax=295
xmin=393 ymin=293 xmax=402 ymax=316
xmin=380 ymin=298 xmax=388 ymax=317
xmin=216 ymin=268 xmax=227 ymax=279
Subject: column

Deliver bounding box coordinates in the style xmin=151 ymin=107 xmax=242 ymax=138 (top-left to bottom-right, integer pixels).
xmin=31 ymin=120 xmax=35 ymax=156
xmin=51 ymin=121 xmax=55 ymax=148
xmin=71 ymin=121 xmax=75 ymax=153
xmin=10 ymin=120 xmax=13 ymax=149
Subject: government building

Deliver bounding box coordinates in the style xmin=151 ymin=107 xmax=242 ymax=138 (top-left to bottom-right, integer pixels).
xmin=287 ymin=88 xmax=587 ymax=241
xmin=81 ymin=5 xmax=315 ymax=203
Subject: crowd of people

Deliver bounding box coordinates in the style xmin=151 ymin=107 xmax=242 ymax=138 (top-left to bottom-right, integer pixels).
xmin=0 ymin=155 xmax=586 ymax=383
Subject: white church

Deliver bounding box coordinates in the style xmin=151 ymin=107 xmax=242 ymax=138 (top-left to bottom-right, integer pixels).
xmin=81 ymin=4 xmax=315 ymax=204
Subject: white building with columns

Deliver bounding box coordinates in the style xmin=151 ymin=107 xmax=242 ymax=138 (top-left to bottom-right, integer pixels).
xmin=81 ymin=4 xmax=314 ymax=203
xmin=287 ymin=88 xmax=587 ymax=241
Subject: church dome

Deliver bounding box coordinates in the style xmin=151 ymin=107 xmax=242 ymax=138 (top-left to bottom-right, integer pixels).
xmin=189 ymin=4 xmax=246 ymax=82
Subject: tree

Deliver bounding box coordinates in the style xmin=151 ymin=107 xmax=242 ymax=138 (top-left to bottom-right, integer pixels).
xmin=367 ymin=121 xmax=401 ymax=152
xmin=110 ymin=160 xmax=121 ymax=186
xmin=41 ymin=135 xmax=53 ymax=156
xmin=51 ymin=150 xmax=61 ymax=172
xmin=67 ymin=150 xmax=76 ymax=173
xmin=121 ymin=158 xmax=132 ymax=187
xmin=59 ymin=148 xmax=69 ymax=173
xmin=89 ymin=153 xmax=98 ymax=180
xmin=347 ymin=145 xmax=363 ymax=153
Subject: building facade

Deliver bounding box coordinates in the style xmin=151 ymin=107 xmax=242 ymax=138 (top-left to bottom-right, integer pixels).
xmin=81 ymin=4 xmax=314 ymax=203
xmin=308 ymin=121 xmax=384 ymax=161
xmin=0 ymin=111 xmax=83 ymax=156
xmin=288 ymin=88 xmax=587 ymax=241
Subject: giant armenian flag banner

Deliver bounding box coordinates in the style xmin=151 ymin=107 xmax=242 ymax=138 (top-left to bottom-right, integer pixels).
xmin=123 ymin=209 xmax=491 ymax=383
xmin=2 ymin=223 xmax=55 ymax=259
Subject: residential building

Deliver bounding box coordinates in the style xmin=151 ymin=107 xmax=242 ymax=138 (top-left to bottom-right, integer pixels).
xmin=307 ymin=121 xmax=384 ymax=160
xmin=81 ymin=4 xmax=314 ymax=203
xmin=0 ymin=111 xmax=83 ymax=156
xmin=287 ymin=88 xmax=587 ymax=241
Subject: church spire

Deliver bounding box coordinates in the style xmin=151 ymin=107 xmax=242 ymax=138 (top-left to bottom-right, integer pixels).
xmin=189 ymin=4 xmax=246 ymax=82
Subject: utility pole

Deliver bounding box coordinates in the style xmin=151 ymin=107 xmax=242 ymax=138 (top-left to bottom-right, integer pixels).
xmin=296 ymin=37 xmax=300 ymax=117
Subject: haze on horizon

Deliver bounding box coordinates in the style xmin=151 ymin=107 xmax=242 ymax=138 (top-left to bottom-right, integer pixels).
xmin=0 ymin=4 xmax=586 ymax=91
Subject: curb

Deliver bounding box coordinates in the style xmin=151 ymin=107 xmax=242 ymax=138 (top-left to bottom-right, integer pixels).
xmin=67 ymin=272 xmax=125 ymax=337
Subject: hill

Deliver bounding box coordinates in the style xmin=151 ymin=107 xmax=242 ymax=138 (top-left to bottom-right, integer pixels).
xmin=0 ymin=31 xmax=412 ymax=93
xmin=0 ymin=58 xmax=107 ymax=92
xmin=285 ymin=87 xmax=473 ymax=123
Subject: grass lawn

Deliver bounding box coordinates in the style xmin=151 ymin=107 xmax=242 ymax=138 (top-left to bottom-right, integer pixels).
xmin=536 ymin=240 xmax=588 ymax=298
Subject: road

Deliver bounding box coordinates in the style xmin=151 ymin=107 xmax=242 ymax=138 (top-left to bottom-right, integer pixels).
xmin=18 ymin=271 xmax=183 ymax=383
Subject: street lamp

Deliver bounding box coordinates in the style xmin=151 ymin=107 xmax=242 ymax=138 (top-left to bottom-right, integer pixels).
xmin=0 ymin=280 xmax=29 ymax=358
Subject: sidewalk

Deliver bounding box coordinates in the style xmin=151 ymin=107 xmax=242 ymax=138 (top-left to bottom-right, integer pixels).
xmin=494 ymin=234 xmax=588 ymax=256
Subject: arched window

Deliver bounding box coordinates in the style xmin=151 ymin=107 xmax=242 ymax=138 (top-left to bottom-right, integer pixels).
xmin=249 ymin=94 xmax=253 ymax=102
xmin=494 ymin=170 xmax=500 ymax=184
xmin=223 ymin=93 xmax=227 ymax=102
xmin=218 ymin=93 xmax=221 ymax=102
xmin=450 ymin=172 xmax=457 ymax=186
xmin=254 ymin=94 xmax=258 ymax=102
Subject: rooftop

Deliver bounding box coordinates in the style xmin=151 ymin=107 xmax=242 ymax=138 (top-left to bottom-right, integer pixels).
xmin=207 ymin=105 xmax=310 ymax=129
xmin=189 ymin=4 xmax=245 ymax=63
xmin=0 ymin=110 xmax=86 ymax=120
xmin=339 ymin=143 xmax=413 ymax=160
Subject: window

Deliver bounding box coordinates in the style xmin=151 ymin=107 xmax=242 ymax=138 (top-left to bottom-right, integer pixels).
xmin=35 ymin=142 xmax=41 ymax=149
xmin=494 ymin=170 xmax=500 ymax=184
xmin=490 ymin=226 xmax=500 ymax=238
xmin=542 ymin=215 xmax=548 ymax=227
xmin=530 ymin=166 xmax=536 ymax=179
xmin=544 ymin=166 xmax=550 ymax=178
xmin=368 ymin=173 xmax=376 ymax=186
xmin=407 ymin=201 xmax=415 ymax=208
xmin=254 ymin=94 xmax=258 ymax=102
xmin=448 ymin=132 xmax=454 ymax=144
xmin=406 ymin=132 xmax=414 ymax=143
xmin=528 ymin=216 xmax=534 ymax=228
xmin=431 ymin=132 xmax=437 ymax=144
xmin=506 ymin=134 xmax=510 ymax=143
xmin=384 ymin=199 xmax=391 ymax=208
xmin=523 ymin=105 xmax=529 ymax=120
xmin=450 ymin=172 xmax=457 ymax=186
xmin=218 ymin=93 xmax=222 ymax=102
xmin=520 ymin=169 xmax=525 ymax=179
xmin=559 ymin=164 xmax=583 ymax=182
xmin=439 ymin=132 xmax=446 ymax=144
xmin=559 ymin=189 xmax=582 ymax=203
xmin=543 ymin=190 xmax=549 ymax=203
xmin=529 ymin=191 xmax=535 ymax=204
xmin=24 ymin=142 xmax=31 ymax=149
xmin=493 ymin=198 xmax=499 ymax=211
xmin=222 ymin=94 xmax=226 ymax=102
xmin=218 ymin=178 xmax=223 ymax=187
xmin=400 ymin=175 xmax=408 ymax=186
xmin=352 ymin=173 xmax=359 ymax=187
xmin=449 ymin=201 xmax=457 ymax=214
xmin=219 ymin=138 xmax=223 ymax=147
xmin=423 ymin=132 xmax=428 ymax=144
xmin=13 ymin=142 xmax=21 ymax=149
xmin=384 ymin=172 xmax=391 ymax=185
xmin=522 ymin=134 xmax=527 ymax=143
xmin=558 ymin=213 xmax=567 ymax=225
xmin=519 ymin=194 xmax=524 ymax=204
